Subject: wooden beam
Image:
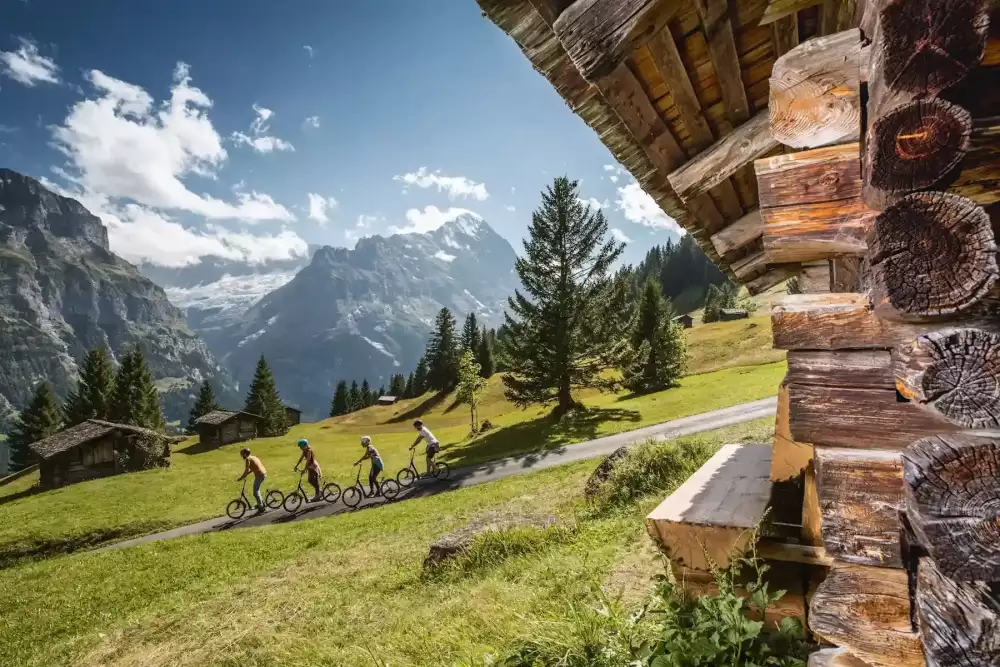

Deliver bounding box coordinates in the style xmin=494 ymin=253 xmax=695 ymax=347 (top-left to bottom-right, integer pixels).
xmin=916 ymin=557 xmax=1000 ymax=666
xmin=819 ymin=0 xmax=841 ymax=34
xmin=710 ymin=209 xmax=764 ymax=255
xmin=788 ymin=384 xmax=959 ymax=450
xmin=769 ymin=29 xmax=866 ymax=149
xmin=553 ymin=0 xmax=684 ymax=82
xmin=668 ymin=109 xmax=777 ymax=202
xmin=746 ymin=264 xmax=799 ymax=294
xmin=799 ymin=260 xmax=832 ymax=292
xmin=802 ymin=460 xmax=824 ymax=547
xmin=760 ymin=0 xmax=825 ymax=25
xmin=771 ymin=13 xmax=800 ymax=59
xmin=646 ymin=25 xmax=715 ymax=150
xmin=815 ymin=446 xmax=905 ymax=568
xmin=946 ymin=115 xmax=1000 ymax=207
xmin=837 ymin=0 xmax=861 ymax=30
xmin=904 ymin=433 xmax=1000 ymax=581
xmin=695 ymin=0 xmax=751 ymax=123
xmin=772 ymin=382 xmax=814 ymax=482
xmin=757 ymin=143 xmax=863 ymax=208
xmin=809 ymin=649 xmax=876 ymax=667
xmin=830 ymin=256 xmax=863 ymax=292
xmin=809 ymin=565 xmax=925 ymax=667
xmin=732 ymin=249 xmax=769 ymax=280
xmin=756 ymin=540 xmax=836 ymax=566
xmin=524 ymin=0 xmax=572 ymax=27
xmin=786 ymin=349 xmax=893 ymax=389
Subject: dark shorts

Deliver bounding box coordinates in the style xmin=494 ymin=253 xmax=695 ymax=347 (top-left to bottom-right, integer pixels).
xmin=307 ymin=469 xmax=320 ymax=488
xmin=426 ymin=442 xmax=440 ymax=457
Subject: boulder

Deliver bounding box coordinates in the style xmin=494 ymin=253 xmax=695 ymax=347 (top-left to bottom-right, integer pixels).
xmin=423 ymin=510 xmax=557 ymax=570
xmin=584 ymin=446 xmax=631 ymax=499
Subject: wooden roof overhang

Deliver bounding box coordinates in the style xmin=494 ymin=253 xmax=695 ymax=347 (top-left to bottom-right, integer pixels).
xmin=477 ymin=0 xmax=863 ymax=292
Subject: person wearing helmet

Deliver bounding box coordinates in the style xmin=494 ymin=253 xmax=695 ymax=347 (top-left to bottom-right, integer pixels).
xmin=410 ymin=419 xmax=440 ymax=476
xmin=353 ymin=435 xmax=384 ymax=495
xmin=236 ymin=447 xmax=268 ymax=513
xmin=293 ymin=438 xmax=322 ymax=502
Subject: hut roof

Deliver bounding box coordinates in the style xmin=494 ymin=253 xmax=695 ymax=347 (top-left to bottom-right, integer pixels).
xmin=721 ymin=307 xmax=748 ymax=315
xmin=29 ymin=420 xmax=177 ymax=460
xmin=195 ymin=410 xmax=262 ymax=426
xmin=476 ymin=0 xmax=857 ymax=293
xmin=284 ymin=405 xmax=302 ymax=414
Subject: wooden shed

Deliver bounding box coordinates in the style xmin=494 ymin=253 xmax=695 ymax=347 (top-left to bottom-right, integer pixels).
xmin=482 ymin=0 xmax=1000 ymax=664
xmin=194 ymin=410 xmax=262 ymax=448
xmin=673 ymin=313 xmax=694 ymax=328
xmin=29 ymin=420 xmax=174 ymax=490
xmin=719 ymin=307 xmax=748 ymax=321
xmin=376 ymin=395 xmax=399 ymax=406
xmin=284 ymin=405 xmax=302 ymax=427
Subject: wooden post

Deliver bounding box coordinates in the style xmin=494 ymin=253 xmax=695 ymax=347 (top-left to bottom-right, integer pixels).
xmin=915 ymin=558 xmax=1000 ymax=666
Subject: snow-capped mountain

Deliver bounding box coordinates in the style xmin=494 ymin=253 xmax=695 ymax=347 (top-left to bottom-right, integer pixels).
xmin=212 ymin=214 xmax=518 ymax=418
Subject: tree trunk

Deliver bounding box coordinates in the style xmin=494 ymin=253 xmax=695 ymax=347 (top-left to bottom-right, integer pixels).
xmin=903 ymin=433 xmax=1000 ymax=580
xmin=895 ymin=328 xmax=1000 ymax=428
xmin=916 ymin=557 xmax=1000 ymax=666
xmin=867 ymin=192 xmax=997 ymax=319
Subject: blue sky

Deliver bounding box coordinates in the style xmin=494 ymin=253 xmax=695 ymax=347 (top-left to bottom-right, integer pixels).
xmin=0 ymin=0 xmax=681 ymax=268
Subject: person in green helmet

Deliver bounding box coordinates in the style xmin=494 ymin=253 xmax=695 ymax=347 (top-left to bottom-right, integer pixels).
xmin=293 ymin=438 xmax=322 ymax=502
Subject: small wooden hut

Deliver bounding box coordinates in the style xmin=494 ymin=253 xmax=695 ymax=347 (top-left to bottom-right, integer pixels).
xmin=718 ymin=307 xmax=748 ymax=321
xmin=284 ymin=405 xmax=302 ymax=427
xmin=194 ymin=410 xmax=262 ymax=448
xmin=673 ymin=313 xmax=694 ymax=328
xmin=481 ymin=0 xmax=1000 ymax=664
xmin=376 ymin=395 xmax=399 ymax=406
xmin=29 ymin=420 xmax=174 ymax=489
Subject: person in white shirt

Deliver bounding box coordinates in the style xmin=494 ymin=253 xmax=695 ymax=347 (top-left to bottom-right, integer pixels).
xmin=411 ymin=419 xmax=440 ymax=476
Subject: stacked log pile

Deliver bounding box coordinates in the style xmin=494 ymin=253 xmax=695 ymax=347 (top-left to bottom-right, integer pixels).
xmin=765 ymin=3 xmax=1000 ymax=665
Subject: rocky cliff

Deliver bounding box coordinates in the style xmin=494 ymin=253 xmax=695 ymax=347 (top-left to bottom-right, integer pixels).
xmin=0 ymin=169 xmax=231 ymax=425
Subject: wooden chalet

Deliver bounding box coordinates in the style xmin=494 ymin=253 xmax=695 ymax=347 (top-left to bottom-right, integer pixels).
xmin=284 ymin=405 xmax=302 ymax=427
xmin=481 ymin=0 xmax=1000 ymax=664
xmin=29 ymin=420 xmax=175 ymax=489
xmin=194 ymin=410 xmax=262 ymax=448
xmin=673 ymin=313 xmax=694 ymax=328
xmin=718 ymin=306 xmax=748 ymax=320
xmin=376 ymin=395 xmax=399 ymax=406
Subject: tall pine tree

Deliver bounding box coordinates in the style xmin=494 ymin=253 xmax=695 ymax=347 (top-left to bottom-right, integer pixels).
xmin=413 ymin=357 xmax=429 ymax=396
xmin=621 ymin=278 xmax=686 ymax=394
xmin=348 ymin=380 xmax=361 ymax=413
xmin=389 ymin=374 xmax=406 ymax=397
xmin=7 ymin=382 xmax=61 ymax=471
xmin=403 ymin=372 xmax=415 ymax=398
xmin=425 ymin=308 xmax=459 ymax=390
xmin=502 ymin=177 xmax=626 ymax=415
xmin=461 ymin=313 xmax=480 ymax=352
xmin=243 ymin=354 xmax=287 ymax=436
xmin=330 ymin=380 xmax=350 ymax=416
xmin=187 ymin=379 xmax=220 ymax=432
xmin=360 ymin=379 xmax=373 ymax=407
xmin=110 ymin=346 xmax=165 ymax=430
xmin=63 ymin=346 xmax=115 ymax=426
xmin=476 ymin=325 xmax=495 ymax=378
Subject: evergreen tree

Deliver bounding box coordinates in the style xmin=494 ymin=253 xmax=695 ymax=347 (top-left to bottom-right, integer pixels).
xmin=110 ymin=346 xmax=165 ymax=430
xmin=7 ymin=382 xmax=61 ymax=472
xmin=501 ymin=177 xmax=626 ymax=416
xmin=243 ymin=354 xmax=287 ymax=436
xmin=360 ymin=379 xmax=373 ymax=407
xmin=456 ymin=349 xmax=489 ymax=432
xmin=413 ymin=357 xmax=429 ymax=396
xmin=63 ymin=346 xmax=115 ymax=426
xmin=377 ymin=385 xmax=386 ymax=399
xmin=389 ymin=374 xmax=406 ymax=397
xmin=330 ymin=380 xmax=350 ymax=416
xmin=403 ymin=372 xmax=415 ymax=398
xmin=425 ymin=307 xmax=460 ymax=390
xmin=187 ymin=379 xmax=220 ymax=432
xmin=621 ymin=278 xmax=686 ymax=394
xmin=476 ymin=325 xmax=495 ymax=378
xmin=461 ymin=312 xmax=480 ymax=352
xmin=348 ymin=380 xmax=361 ymax=412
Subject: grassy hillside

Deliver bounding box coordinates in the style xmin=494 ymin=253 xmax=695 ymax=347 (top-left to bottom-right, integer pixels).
xmin=0 ymin=418 xmax=775 ymax=667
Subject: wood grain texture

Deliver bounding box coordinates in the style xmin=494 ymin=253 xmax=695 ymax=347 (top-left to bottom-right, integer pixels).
xmin=668 ymin=109 xmax=777 ymax=202
xmin=756 ymin=143 xmax=863 ymax=208
xmin=831 ymin=255 xmax=863 ymax=292
xmin=772 ymin=382 xmax=815 ymax=482
xmin=710 ymin=209 xmax=764 ymax=255
xmin=916 ymin=557 xmax=1000 ymax=666
xmin=800 ymin=260 xmax=832 ymax=292
xmin=770 ymin=29 xmax=866 ymax=148
xmin=746 ymin=264 xmax=800 ymax=295
xmin=809 ymin=649 xmax=877 ymax=667
xmin=761 ymin=0 xmax=825 ymax=24
xmin=553 ymin=0 xmax=684 ymax=82
xmin=772 ymin=13 xmax=800 ymax=58
xmin=786 ymin=349 xmax=894 ymax=389
xmin=787 ymin=384 xmax=958 ymax=450
xmin=732 ymin=249 xmax=769 ymax=280
xmin=949 ymin=116 xmax=1000 ymax=206
xmin=646 ymin=25 xmax=715 ymax=150
xmin=815 ymin=446 xmax=905 ymax=567
xmin=810 ymin=565 xmax=925 ymax=667
xmin=695 ymin=0 xmax=751 ymax=123
xmin=762 ymin=197 xmax=872 ymax=262
xmin=904 ymin=433 xmax=1000 ymax=581
xmin=802 ymin=460 xmax=824 ymax=546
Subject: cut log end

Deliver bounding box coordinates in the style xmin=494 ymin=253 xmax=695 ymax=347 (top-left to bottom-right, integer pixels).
xmin=916 ymin=558 xmax=1000 ymax=666
xmin=865 ymin=98 xmax=973 ymax=202
xmin=904 ymin=434 xmax=1000 ymax=581
xmin=875 ymin=0 xmax=990 ymax=96
xmin=868 ymin=192 xmax=998 ymax=318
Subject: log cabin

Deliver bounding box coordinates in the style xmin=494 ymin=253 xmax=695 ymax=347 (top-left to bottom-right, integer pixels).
xmin=29 ymin=420 xmax=175 ymax=489
xmin=479 ymin=0 xmax=1000 ymax=664
xmin=284 ymin=405 xmax=302 ymax=427
xmin=194 ymin=410 xmax=262 ymax=448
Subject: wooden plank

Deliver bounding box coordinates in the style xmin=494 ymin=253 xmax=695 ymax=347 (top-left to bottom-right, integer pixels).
xmin=710 ymin=208 xmax=764 ymax=255
xmin=788 ymin=384 xmax=959 ymax=450
xmin=553 ymin=0 xmax=685 ymax=82
xmin=809 ymin=565 xmax=925 ymax=667
xmin=668 ymin=109 xmax=778 ymax=201
xmin=732 ymin=249 xmax=769 ymax=279
xmin=756 ymin=143 xmax=863 ymax=208
xmin=837 ymin=0 xmax=860 ymax=30
xmin=771 ymin=293 xmax=922 ymax=350
xmin=818 ymin=0 xmax=841 ymax=35
xmin=809 ymin=649 xmax=876 ymax=667
xmin=673 ymin=560 xmax=808 ymax=625
xmin=756 ymin=540 xmax=836 ymax=566
xmin=948 ymin=115 xmax=1000 ymax=206
xmin=772 ymin=382 xmax=814 ymax=482
xmin=762 ymin=197 xmax=872 ymax=262
xmin=786 ymin=350 xmax=893 ymax=389
xmin=695 ymin=0 xmax=751 ymax=123
xmin=802 ymin=460 xmax=824 ymax=546
xmin=815 ymin=446 xmax=904 ymax=567
xmin=771 ymin=13 xmax=800 ymax=59
xmin=761 ymin=0 xmax=825 ymax=25
xmin=646 ymin=25 xmax=715 ymax=150
xmin=799 ymin=260 xmax=831 ymax=292
xmin=524 ymin=0 xmax=569 ymax=26
xmin=646 ymin=443 xmax=772 ymax=571
xmin=769 ymin=29 xmax=865 ymax=148
xmin=830 ymin=255 xmax=862 ymax=292
xmin=746 ymin=264 xmax=799 ymax=294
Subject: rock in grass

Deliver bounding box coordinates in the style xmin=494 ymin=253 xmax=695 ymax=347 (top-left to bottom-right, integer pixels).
xmin=423 ymin=511 xmax=557 ymax=570
xmin=584 ymin=446 xmax=631 ymax=500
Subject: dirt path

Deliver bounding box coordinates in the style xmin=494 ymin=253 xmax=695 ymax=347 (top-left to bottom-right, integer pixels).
xmin=97 ymin=397 xmax=777 ymax=552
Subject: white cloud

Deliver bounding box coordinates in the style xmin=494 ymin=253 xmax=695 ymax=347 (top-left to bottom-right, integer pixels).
xmin=603 ymin=164 xmax=625 ymax=184
xmin=615 ymin=182 xmax=681 ymax=232
xmin=0 ymin=38 xmax=59 ymax=87
xmin=232 ymin=103 xmax=294 ymax=154
xmin=394 ymin=167 xmax=489 ymax=201
xmin=307 ymin=192 xmax=337 ymax=225
xmin=303 ymin=45 xmax=314 ymax=58
xmin=302 ymin=115 xmax=320 ymax=129
xmin=345 ymin=213 xmax=381 ymax=243
xmin=504 ymin=205 xmax=516 ymax=212
xmin=389 ymin=206 xmax=478 ymax=235
xmin=51 ymin=63 xmax=294 ymax=223
xmin=610 ymin=228 xmax=632 ymax=244
xmin=578 ymin=197 xmax=608 ymax=210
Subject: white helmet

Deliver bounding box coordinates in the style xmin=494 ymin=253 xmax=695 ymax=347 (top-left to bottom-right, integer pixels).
xmin=360 ymin=435 xmax=371 ymax=446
